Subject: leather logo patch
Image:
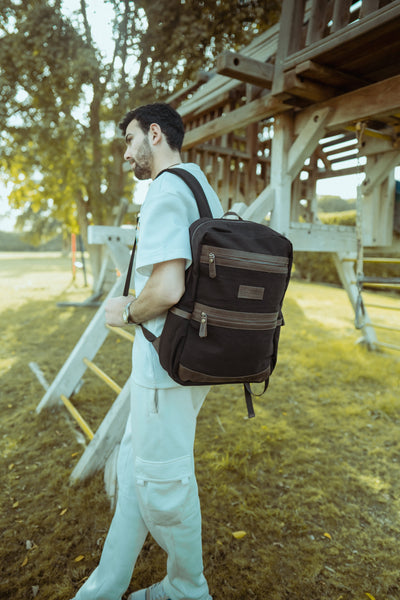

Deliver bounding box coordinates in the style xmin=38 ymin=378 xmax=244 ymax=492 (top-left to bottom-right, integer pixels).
xmin=238 ymin=285 xmax=265 ymax=300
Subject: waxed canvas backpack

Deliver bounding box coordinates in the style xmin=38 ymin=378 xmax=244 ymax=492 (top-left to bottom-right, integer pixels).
xmin=125 ymin=167 xmax=293 ymax=418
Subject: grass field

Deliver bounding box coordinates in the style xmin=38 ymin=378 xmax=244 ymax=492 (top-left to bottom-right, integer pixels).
xmin=1 ymin=252 xmax=400 ymax=600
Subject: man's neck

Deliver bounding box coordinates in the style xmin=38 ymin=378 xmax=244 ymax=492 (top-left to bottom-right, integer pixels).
xmin=152 ymin=153 xmax=182 ymax=179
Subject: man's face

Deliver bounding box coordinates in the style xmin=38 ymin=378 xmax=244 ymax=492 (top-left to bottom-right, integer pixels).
xmin=124 ymin=119 xmax=153 ymax=180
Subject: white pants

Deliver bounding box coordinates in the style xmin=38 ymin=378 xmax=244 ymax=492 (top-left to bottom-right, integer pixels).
xmin=73 ymin=381 xmax=211 ymax=600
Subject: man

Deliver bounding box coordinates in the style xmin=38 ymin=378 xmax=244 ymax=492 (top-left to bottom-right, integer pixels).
xmin=72 ymin=103 xmax=223 ymax=600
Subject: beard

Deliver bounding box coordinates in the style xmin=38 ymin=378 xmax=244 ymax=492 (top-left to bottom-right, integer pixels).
xmin=132 ymin=137 xmax=153 ymax=180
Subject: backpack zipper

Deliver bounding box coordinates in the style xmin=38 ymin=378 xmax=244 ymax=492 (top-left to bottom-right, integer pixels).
xmin=208 ymin=252 xmax=216 ymax=278
xmin=199 ymin=311 xmax=208 ymax=337
xmin=200 ymin=245 xmax=289 ymax=278
xmin=192 ymin=303 xmax=280 ymax=337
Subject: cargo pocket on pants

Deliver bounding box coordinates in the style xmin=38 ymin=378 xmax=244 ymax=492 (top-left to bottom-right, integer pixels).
xmin=135 ymin=455 xmax=198 ymax=527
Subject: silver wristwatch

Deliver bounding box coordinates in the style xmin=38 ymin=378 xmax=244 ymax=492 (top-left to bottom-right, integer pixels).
xmin=122 ymin=300 xmax=134 ymax=324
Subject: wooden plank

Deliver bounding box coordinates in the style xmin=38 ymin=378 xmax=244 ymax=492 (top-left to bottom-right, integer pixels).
xmin=177 ymin=22 xmax=281 ymax=119
xmin=70 ymin=381 xmax=131 ymax=483
xmin=36 ymin=275 xmax=126 ymax=411
xmin=360 ymin=0 xmax=380 ymax=18
xmin=295 ymin=60 xmax=369 ymax=89
xmin=333 ymin=253 xmax=378 ymax=349
xmin=268 ymin=112 xmax=293 ymax=236
xmin=361 ymin=151 xmax=400 ymax=196
xmin=290 ymin=223 xmax=357 ymax=251
xmin=319 ymin=132 xmax=355 ymax=148
xmin=216 ymin=51 xmax=274 ymax=89
xmin=331 ymin=0 xmax=352 ymax=32
xmin=361 ymin=162 xmax=396 ymax=246
xmin=182 ymin=95 xmax=290 ymax=150
xmin=272 ymin=0 xmax=306 ymax=95
xmin=316 ymin=165 xmax=361 ymax=178
xmin=306 ymin=0 xmax=332 ymax=45
xmin=359 ymin=135 xmax=398 ymax=156
xmin=196 ymin=143 xmax=251 ymax=159
xmin=328 ymin=152 xmax=359 ymax=164
xmin=88 ymin=225 xmax=135 ymax=246
xmin=283 ymin=69 xmax=337 ymax=102
xmin=283 ymin=2 xmax=400 ymax=73
xmin=294 ymin=73 xmax=400 ymax=136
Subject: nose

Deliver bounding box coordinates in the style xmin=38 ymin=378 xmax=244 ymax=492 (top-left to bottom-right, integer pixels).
xmin=124 ymin=147 xmax=131 ymax=161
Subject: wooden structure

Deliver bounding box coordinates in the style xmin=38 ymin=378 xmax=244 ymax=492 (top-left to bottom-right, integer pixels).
xmin=37 ymin=0 xmax=400 ymax=492
xmin=172 ymin=0 xmax=400 ymax=350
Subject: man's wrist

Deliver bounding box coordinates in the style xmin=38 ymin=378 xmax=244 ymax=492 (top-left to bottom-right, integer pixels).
xmin=122 ymin=300 xmax=136 ymax=325
xmin=129 ymin=299 xmax=138 ymax=324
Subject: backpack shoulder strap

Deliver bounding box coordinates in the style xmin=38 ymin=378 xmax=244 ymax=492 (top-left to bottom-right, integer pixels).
xmin=160 ymin=167 xmax=213 ymax=219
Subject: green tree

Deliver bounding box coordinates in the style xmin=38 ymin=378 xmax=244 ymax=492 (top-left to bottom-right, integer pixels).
xmin=0 ymin=0 xmax=280 ymax=286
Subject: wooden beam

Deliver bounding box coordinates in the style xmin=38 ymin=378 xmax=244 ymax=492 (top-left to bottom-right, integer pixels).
xmin=272 ymin=0 xmax=306 ymax=95
xmin=295 ymin=73 xmax=400 ymax=136
xmin=361 ymin=151 xmax=400 ymax=196
xmin=70 ymin=381 xmax=131 ymax=483
xmin=295 ymin=60 xmax=369 ymax=89
xmin=287 ymin=106 xmax=331 ymax=178
xmin=242 ymin=185 xmax=276 ymax=223
xmin=196 ymin=143 xmax=251 ymax=160
xmin=283 ymin=69 xmax=336 ymax=102
xmin=316 ymin=165 xmax=361 ymax=179
xmin=360 ymin=136 xmax=399 ymax=156
xmin=36 ymin=275 xmax=126 ymax=412
xmin=216 ymin=51 xmax=274 ymax=89
xmin=268 ymin=112 xmax=293 ymax=236
xmin=289 ymin=222 xmax=357 ymax=252
xmin=182 ymin=95 xmax=290 ymax=150
xmin=334 ymin=252 xmax=378 ymax=349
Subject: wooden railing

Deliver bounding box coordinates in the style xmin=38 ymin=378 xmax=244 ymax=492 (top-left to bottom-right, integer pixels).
xmin=273 ymin=0 xmax=400 ymax=98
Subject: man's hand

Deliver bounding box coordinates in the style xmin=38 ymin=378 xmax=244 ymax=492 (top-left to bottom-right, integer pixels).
xmin=105 ymin=294 xmax=135 ymax=327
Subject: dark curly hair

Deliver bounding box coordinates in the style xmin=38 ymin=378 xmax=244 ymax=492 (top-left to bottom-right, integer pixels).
xmin=119 ymin=103 xmax=185 ymax=151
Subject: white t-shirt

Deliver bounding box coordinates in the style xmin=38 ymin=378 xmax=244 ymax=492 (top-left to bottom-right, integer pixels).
xmin=131 ymin=163 xmax=224 ymax=388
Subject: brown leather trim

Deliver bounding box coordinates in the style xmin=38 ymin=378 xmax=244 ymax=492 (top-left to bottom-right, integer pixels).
xmin=170 ymin=306 xmax=191 ymax=319
xmin=238 ymin=285 xmax=264 ymax=300
xmin=178 ymin=364 xmax=271 ymax=384
xmin=200 ymin=245 xmax=289 ymax=274
xmin=192 ymin=302 xmax=279 ymax=330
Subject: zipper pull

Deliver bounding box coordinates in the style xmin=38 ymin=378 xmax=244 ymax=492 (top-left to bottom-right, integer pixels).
xmin=199 ymin=311 xmax=208 ymax=338
xmin=208 ymin=252 xmax=216 ymax=278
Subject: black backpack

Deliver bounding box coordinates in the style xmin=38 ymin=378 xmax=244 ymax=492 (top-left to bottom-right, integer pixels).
xmin=124 ymin=168 xmax=293 ymax=418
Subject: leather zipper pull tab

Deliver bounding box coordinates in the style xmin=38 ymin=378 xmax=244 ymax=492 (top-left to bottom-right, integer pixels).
xmin=199 ymin=311 xmax=208 ymax=337
xmin=208 ymin=252 xmax=216 ymax=278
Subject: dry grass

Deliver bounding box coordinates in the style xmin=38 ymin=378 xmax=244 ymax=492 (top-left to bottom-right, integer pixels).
xmin=1 ymin=253 xmax=400 ymax=600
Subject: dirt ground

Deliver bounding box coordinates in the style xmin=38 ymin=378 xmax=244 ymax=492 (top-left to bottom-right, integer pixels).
xmin=1 ymin=252 xmax=400 ymax=600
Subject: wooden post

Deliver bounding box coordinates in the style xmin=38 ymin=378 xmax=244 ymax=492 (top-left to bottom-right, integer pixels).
xmin=362 ymin=157 xmax=397 ymax=247
xmin=333 ymin=253 xmax=378 ymax=350
xmin=268 ymin=112 xmax=294 ymax=236
xmin=272 ymin=0 xmax=306 ymax=96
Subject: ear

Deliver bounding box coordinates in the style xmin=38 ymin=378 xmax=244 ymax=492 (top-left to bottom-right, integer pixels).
xmin=148 ymin=123 xmax=162 ymax=146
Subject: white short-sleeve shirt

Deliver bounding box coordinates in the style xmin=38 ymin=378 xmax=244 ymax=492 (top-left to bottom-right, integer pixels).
xmin=131 ymin=163 xmax=223 ymax=389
